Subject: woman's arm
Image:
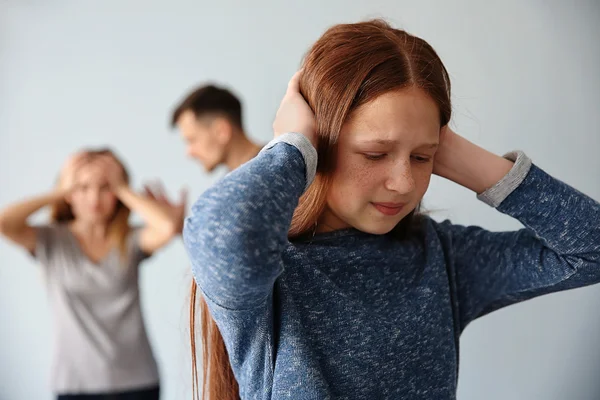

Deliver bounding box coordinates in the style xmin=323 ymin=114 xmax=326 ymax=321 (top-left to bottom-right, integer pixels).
xmin=0 ymin=152 xmax=88 ymax=253
xmin=115 ymin=185 xmax=179 ymax=253
xmin=0 ymin=190 xmax=65 ymax=253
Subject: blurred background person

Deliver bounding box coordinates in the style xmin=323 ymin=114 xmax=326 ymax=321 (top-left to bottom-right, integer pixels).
xmin=0 ymin=149 xmax=185 ymax=400
xmin=171 ymin=84 xmax=262 ymax=172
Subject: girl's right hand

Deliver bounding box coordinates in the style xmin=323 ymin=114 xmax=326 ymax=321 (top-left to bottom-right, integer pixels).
xmin=273 ymin=70 xmax=317 ymax=149
xmin=59 ymin=151 xmax=90 ymax=193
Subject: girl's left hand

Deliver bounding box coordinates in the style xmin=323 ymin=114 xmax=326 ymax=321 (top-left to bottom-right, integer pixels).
xmin=432 ymin=125 xmax=514 ymax=194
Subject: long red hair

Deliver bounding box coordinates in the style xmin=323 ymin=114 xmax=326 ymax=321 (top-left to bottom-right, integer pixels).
xmin=190 ymin=19 xmax=452 ymax=400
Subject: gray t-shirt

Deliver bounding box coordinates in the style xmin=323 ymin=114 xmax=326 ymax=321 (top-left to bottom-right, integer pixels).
xmin=35 ymin=224 xmax=159 ymax=394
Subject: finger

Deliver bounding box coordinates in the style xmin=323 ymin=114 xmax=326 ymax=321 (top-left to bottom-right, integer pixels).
xmin=152 ymin=180 xmax=168 ymax=203
xmin=146 ymin=180 xmax=166 ymax=204
xmin=65 ymin=156 xmax=91 ymax=179
xmin=286 ymin=69 xmax=303 ymax=95
xmin=143 ymin=184 xmax=156 ymax=200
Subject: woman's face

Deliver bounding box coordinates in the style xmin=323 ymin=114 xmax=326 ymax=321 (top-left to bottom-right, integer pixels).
xmin=320 ymin=87 xmax=441 ymax=235
xmin=68 ymin=161 xmax=119 ymax=223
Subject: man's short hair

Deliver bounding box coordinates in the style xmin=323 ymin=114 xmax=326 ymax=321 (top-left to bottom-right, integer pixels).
xmin=171 ymin=85 xmax=243 ymax=129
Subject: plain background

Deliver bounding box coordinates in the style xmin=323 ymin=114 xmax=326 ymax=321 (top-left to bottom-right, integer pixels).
xmin=1 ymin=1 xmax=599 ymax=399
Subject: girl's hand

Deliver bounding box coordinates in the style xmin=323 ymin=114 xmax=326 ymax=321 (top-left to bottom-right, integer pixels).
xmin=432 ymin=125 xmax=513 ymax=194
xmin=273 ymin=70 xmax=317 ymax=149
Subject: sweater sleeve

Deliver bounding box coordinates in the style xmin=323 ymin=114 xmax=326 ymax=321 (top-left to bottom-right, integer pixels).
xmin=183 ymin=132 xmax=317 ymax=310
xmin=434 ymin=151 xmax=600 ymax=331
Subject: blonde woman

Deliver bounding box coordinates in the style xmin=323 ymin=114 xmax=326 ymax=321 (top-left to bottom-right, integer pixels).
xmin=0 ymin=149 xmax=185 ymax=400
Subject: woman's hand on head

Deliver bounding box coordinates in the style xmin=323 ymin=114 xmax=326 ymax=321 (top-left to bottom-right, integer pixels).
xmin=59 ymin=151 xmax=90 ymax=194
xmin=273 ymin=70 xmax=317 ymax=148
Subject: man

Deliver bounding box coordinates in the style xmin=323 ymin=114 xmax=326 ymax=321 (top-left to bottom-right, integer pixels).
xmin=171 ymin=84 xmax=262 ymax=172
xmin=151 ymin=84 xmax=262 ymax=233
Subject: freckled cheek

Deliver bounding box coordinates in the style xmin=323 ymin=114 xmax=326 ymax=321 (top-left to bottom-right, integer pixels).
xmin=413 ymin=167 xmax=434 ymax=197
xmin=331 ymin=160 xmax=383 ymax=201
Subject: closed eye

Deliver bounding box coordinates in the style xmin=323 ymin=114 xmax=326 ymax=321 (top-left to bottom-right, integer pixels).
xmin=363 ymin=153 xmax=387 ymax=161
xmin=411 ymin=155 xmax=432 ymax=163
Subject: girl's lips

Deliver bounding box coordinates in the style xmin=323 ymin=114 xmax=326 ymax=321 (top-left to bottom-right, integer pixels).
xmin=371 ymin=202 xmax=405 ymax=216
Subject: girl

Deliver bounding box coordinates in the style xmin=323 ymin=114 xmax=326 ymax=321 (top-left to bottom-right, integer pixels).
xmin=0 ymin=149 xmax=185 ymax=400
xmin=183 ymin=20 xmax=600 ymax=400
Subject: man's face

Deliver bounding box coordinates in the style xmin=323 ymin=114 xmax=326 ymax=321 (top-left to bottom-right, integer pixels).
xmin=176 ymin=110 xmax=230 ymax=172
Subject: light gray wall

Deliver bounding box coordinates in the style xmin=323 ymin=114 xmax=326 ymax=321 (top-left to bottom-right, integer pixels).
xmin=1 ymin=1 xmax=599 ymax=399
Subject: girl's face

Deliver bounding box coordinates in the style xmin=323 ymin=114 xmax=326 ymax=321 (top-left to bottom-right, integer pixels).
xmin=320 ymin=87 xmax=441 ymax=235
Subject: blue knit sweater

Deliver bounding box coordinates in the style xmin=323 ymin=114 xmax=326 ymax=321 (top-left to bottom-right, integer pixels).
xmin=183 ymin=133 xmax=600 ymax=400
